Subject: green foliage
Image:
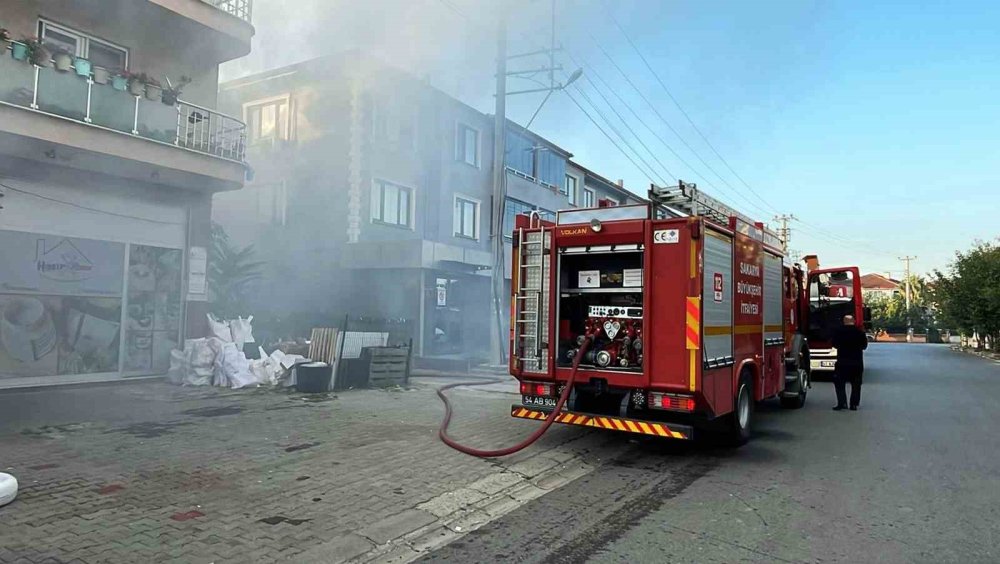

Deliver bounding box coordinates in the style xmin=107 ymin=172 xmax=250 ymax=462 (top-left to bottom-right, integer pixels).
xmin=209 ymin=222 xmax=265 ymax=319
xmin=864 ymin=281 xmax=932 ymax=334
xmin=931 ymin=239 xmax=1000 ymax=348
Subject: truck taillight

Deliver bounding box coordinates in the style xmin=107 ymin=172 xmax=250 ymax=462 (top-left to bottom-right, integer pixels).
xmin=519 ymin=381 xmax=554 ymax=397
xmin=648 ymin=392 xmax=695 ymax=412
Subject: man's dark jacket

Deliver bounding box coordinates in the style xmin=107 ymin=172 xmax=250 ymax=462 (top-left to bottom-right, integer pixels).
xmin=832 ymin=325 xmax=868 ymax=369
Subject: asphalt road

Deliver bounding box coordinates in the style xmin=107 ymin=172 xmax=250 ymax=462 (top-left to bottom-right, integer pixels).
xmin=421 ymin=344 xmax=1000 ymax=564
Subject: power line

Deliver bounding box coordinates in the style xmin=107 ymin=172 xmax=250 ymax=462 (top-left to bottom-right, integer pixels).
xmin=603 ymin=3 xmax=781 ymax=215
xmin=562 ymin=89 xmax=658 ymax=186
xmin=572 ymin=72 xmax=676 ymax=182
xmin=583 ymin=34 xmax=774 ymax=218
xmin=0 ymin=180 xmax=185 ymax=225
xmin=792 ymin=217 xmax=899 ymax=258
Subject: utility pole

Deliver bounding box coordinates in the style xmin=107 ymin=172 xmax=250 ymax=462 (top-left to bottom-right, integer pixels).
xmin=773 ymin=214 xmax=796 ymax=254
xmin=899 ymin=255 xmax=916 ymax=341
xmin=489 ymin=7 xmax=508 ymax=366
xmin=488 ymin=0 xmax=579 ymax=365
xmin=898 ymin=256 xmax=916 ymax=310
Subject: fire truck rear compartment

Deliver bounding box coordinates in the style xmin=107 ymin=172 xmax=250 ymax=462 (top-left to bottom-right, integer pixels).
xmin=557 ymin=250 xmax=644 ymax=373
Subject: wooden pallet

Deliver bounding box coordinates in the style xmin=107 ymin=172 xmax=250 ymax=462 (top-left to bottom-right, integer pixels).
xmin=365 ymin=347 xmax=411 ymax=387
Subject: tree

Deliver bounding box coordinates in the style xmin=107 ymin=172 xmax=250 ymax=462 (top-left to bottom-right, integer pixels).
xmin=865 ymin=276 xmax=933 ymax=334
xmin=931 ymin=239 xmax=1000 ymax=349
xmin=209 ymin=222 xmax=265 ymax=319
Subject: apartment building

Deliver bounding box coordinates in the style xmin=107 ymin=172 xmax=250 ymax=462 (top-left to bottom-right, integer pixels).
xmin=215 ymin=52 xmax=644 ymax=364
xmin=0 ymin=1 xmax=252 ymax=388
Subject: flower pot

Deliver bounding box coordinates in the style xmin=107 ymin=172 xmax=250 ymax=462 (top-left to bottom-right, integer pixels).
xmin=111 ymin=75 xmax=128 ymax=91
xmin=161 ymin=91 xmax=179 ymax=106
xmin=145 ymin=84 xmax=162 ymax=101
xmin=30 ymin=47 xmax=52 ymax=68
xmin=92 ymin=66 xmax=110 ymax=85
xmin=11 ymin=43 xmax=28 ymax=61
xmin=128 ymin=80 xmax=145 ymax=96
xmin=53 ymin=52 xmax=73 ymax=72
xmin=74 ymin=57 xmax=92 ymax=77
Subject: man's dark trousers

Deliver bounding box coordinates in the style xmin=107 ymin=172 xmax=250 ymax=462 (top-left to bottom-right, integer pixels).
xmin=834 ymin=364 xmax=863 ymax=408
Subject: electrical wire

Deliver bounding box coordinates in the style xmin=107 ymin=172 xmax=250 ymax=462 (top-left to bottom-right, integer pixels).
xmin=433 ymin=0 xmax=661 ymax=193
xmin=583 ymin=37 xmax=774 ymax=218
xmin=573 ymin=68 xmax=677 ymax=182
xmin=562 ymin=89 xmax=659 ymax=186
xmin=0 ymin=180 xmax=185 ymax=225
xmin=602 ymin=4 xmax=782 ymax=216
xmin=569 ymin=81 xmax=667 ymax=186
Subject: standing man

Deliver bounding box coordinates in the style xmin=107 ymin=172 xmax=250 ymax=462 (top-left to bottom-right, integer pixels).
xmin=832 ymin=314 xmax=868 ymax=411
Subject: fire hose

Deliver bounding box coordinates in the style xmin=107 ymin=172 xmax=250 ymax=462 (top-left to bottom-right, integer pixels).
xmin=436 ymin=336 xmax=592 ymax=458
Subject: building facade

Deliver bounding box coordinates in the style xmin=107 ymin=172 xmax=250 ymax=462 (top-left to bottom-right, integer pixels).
xmin=0 ymin=0 xmax=252 ymax=388
xmin=215 ymin=52 xmax=645 ymax=364
xmin=861 ymin=273 xmax=901 ymax=299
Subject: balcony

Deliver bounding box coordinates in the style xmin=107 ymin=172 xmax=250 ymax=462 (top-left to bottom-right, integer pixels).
xmin=0 ymin=43 xmax=246 ymax=164
xmin=206 ymin=0 xmax=253 ymax=23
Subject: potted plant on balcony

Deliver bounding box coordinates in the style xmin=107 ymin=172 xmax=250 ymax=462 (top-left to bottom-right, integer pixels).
xmin=92 ymin=65 xmax=111 ymax=85
xmin=127 ymin=72 xmax=146 ymax=96
xmin=161 ymin=75 xmax=191 ymax=106
xmin=144 ymin=76 xmax=163 ymax=101
xmin=74 ymin=56 xmax=92 ymax=78
xmin=29 ymin=38 xmax=51 ymax=68
xmin=111 ymin=71 xmax=129 ymax=91
xmin=52 ymin=47 xmax=74 ymax=72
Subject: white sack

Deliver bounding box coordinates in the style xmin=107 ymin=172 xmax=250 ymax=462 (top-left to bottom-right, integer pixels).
xmin=231 ymin=316 xmax=255 ymax=348
xmin=214 ymin=342 xmax=255 ymax=389
xmin=207 ymin=314 xmax=233 ymax=342
xmin=166 ymin=349 xmax=190 ymax=385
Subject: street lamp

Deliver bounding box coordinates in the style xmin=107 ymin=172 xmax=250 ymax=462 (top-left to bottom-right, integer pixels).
xmin=523 ymin=67 xmax=583 ymax=130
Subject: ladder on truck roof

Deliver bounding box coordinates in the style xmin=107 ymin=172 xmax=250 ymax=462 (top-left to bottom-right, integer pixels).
xmin=513 ymin=212 xmax=548 ymax=371
xmin=648 ymin=181 xmax=785 ymax=250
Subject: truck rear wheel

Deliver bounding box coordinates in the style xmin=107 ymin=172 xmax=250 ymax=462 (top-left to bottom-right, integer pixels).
xmin=726 ymin=372 xmax=753 ymax=446
xmin=780 ymin=365 xmax=808 ymax=409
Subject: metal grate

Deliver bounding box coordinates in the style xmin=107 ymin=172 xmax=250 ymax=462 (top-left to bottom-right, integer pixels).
xmin=177 ymin=102 xmax=247 ymax=162
xmin=206 ymin=0 xmax=253 ymax=22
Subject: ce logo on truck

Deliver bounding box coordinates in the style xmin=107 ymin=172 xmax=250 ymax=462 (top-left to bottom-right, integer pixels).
xmin=653 ymin=229 xmax=679 ymax=244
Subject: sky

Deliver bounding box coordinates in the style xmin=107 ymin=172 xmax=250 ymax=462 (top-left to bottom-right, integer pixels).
xmin=222 ymin=0 xmax=1000 ymax=277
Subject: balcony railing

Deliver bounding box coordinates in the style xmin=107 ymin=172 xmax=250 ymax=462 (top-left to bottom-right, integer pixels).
xmin=0 ymin=43 xmax=246 ymax=163
xmin=206 ymin=0 xmax=253 ymax=23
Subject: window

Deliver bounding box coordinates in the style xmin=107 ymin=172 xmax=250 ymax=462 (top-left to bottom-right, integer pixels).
xmin=244 ymin=96 xmax=291 ymax=144
xmin=371 ymin=180 xmax=413 ymax=228
xmin=454 ymin=196 xmax=480 ymax=239
xmin=39 ymin=20 xmax=127 ymax=72
xmin=457 ymin=123 xmax=480 ymax=166
xmin=563 ymin=174 xmax=578 ymax=205
xmin=371 ymin=95 xmax=418 ymax=151
xmin=252 ymin=181 xmax=287 ymax=226
xmin=583 ymin=188 xmax=595 ymax=207
xmin=503 ymin=198 xmax=553 ymax=238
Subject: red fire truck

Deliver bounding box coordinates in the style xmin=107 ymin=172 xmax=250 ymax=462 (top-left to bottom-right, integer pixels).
xmin=509 ymin=182 xmax=813 ymax=445
xmin=804 ymin=263 xmax=870 ymax=373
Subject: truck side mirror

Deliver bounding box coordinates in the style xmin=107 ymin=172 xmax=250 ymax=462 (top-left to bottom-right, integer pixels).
xmin=863 ymin=306 xmax=872 ymax=322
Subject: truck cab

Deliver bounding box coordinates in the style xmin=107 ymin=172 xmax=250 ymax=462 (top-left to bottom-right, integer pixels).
xmin=806 ymin=267 xmax=869 ymax=372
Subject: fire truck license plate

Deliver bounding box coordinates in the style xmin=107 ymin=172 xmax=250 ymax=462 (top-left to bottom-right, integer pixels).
xmin=821 ymin=361 xmax=836 ymax=367
xmin=522 ymin=395 xmax=557 ymax=408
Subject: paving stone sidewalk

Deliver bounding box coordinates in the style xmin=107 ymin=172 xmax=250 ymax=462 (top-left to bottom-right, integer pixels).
xmin=0 ymin=378 xmax=628 ymax=563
